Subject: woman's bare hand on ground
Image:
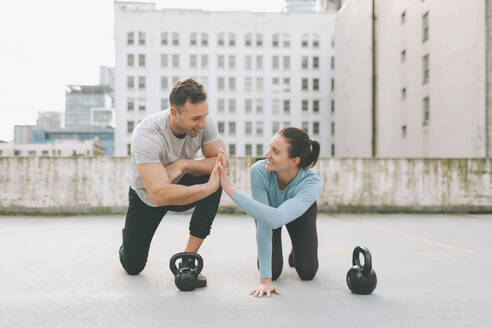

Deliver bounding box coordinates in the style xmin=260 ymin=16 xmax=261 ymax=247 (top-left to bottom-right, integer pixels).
xmin=249 ymin=282 xmax=280 ymax=298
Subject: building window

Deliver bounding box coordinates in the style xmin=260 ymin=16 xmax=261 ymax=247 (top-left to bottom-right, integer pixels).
xmin=302 ymin=56 xmax=309 ymax=70
xmin=256 ymin=121 xmax=263 ymax=136
xmin=423 ymin=96 xmax=430 ymax=125
xmin=302 ymin=100 xmax=308 ymax=112
xmin=127 ymin=32 xmax=134 ymax=45
xmin=217 ymin=55 xmax=225 ymax=69
xmin=161 ymin=32 xmax=168 ymax=46
xmin=229 ymin=77 xmax=236 ymax=91
xmin=272 ymin=33 xmax=279 ymax=47
xmin=245 ymin=55 xmax=252 ymax=70
xmin=218 ymin=33 xmax=224 ymax=47
xmin=244 ymin=77 xmax=252 ymax=92
xmin=272 ymin=78 xmax=280 ymax=93
xmin=201 ymin=33 xmax=208 ymax=47
xmin=218 ymin=121 xmax=225 ymax=134
xmin=314 ymin=122 xmax=320 ymax=135
xmin=138 ymin=76 xmax=145 ymax=89
xmin=229 ymin=99 xmax=236 ymax=113
xmin=272 ymin=121 xmax=280 ymax=135
xmin=138 ymin=54 xmax=145 ymax=67
xmin=283 ymin=78 xmax=290 ymax=92
xmin=41 ymin=150 xmax=49 ymax=156
xmin=313 ymin=100 xmax=319 ymax=113
xmin=172 ymin=54 xmax=180 ymax=68
xmin=127 ymin=99 xmax=134 ymax=111
xmin=161 ymin=54 xmax=168 ymax=67
xmin=330 ymin=56 xmax=335 ymax=69
xmin=256 ymin=144 xmax=263 ymax=156
xmin=161 ymin=76 xmax=168 ymax=90
xmin=201 ymin=54 xmax=208 ymax=69
xmin=283 ymin=100 xmax=290 ymax=114
xmin=127 ymin=54 xmax=134 ymax=67
xmin=401 ymin=125 xmax=407 ymax=138
xmin=256 ymin=99 xmax=264 ymax=113
xmin=301 ymin=34 xmax=309 ymax=48
xmin=229 ymin=144 xmax=236 ymax=156
xmin=302 ymin=78 xmax=308 ymax=91
xmin=245 ymin=33 xmax=252 ymax=47
xmin=331 ymin=144 xmax=335 ymax=157
xmin=283 ymin=121 xmax=291 ymax=127
xmin=218 ymin=77 xmax=225 ymax=91
xmin=138 ymin=32 xmax=145 ymax=45
xmin=228 ymin=55 xmax=236 ymax=69
xmin=127 ymin=121 xmax=134 ymax=134
xmin=245 ymin=121 xmax=252 ymax=136
xmin=245 ymin=144 xmax=252 ymax=156
xmin=138 ymin=98 xmax=145 ymax=111
xmin=256 ymin=55 xmax=263 ymax=70
xmin=187 ymin=55 xmax=196 ymax=69
xmin=218 ymin=99 xmax=225 ymax=113
xmin=302 ymin=121 xmax=309 ymax=132
xmin=161 ymin=98 xmax=168 ymax=110
xmin=423 ymin=54 xmax=429 ymax=84
xmin=401 ymin=11 xmax=406 ymax=25
xmin=272 ymin=99 xmax=280 ymax=114
xmin=331 ymin=78 xmax=335 ymax=91
xmin=331 ymin=100 xmax=335 ymax=112
xmin=272 ymin=56 xmax=279 ymax=70
xmin=313 ymin=56 xmax=319 ymax=69
xmin=229 ymin=33 xmax=236 ymax=47
xmin=423 ymin=12 xmax=429 ymax=42
xmin=330 ymin=122 xmax=334 ymax=136
xmin=312 ymin=34 xmax=319 ymax=48
xmin=172 ymin=76 xmax=179 ymax=84
xmin=256 ymin=77 xmax=263 ymax=92
xmin=401 ymin=49 xmax=406 ymax=62
xmin=190 ymin=32 xmax=197 ymax=46
xmin=256 ymin=33 xmax=263 ymax=47
xmin=14 ymin=150 xmax=21 ymax=156
xmin=127 ymin=76 xmax=134 ymax=89
xmin=172 ymin=32 xmax=179 ymax=46
xmin=28 ymin=150 xmax=36 ymax=156
xmin=245 ymin=99 xmax=252 ymax=113
xmin=127 ymin=144 xmax=131 ymax=156
xmin=283 ymin=33 xmax=290 ymax=48
xmin=229 ymin=122 xmax=236 ymax=136
xmin=283 ymin=56 xmax=290 ymax=70
xmin=313 ymin=78 xmax=319 ymax=91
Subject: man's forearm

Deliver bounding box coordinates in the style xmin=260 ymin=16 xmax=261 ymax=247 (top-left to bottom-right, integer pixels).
xmin=152 ymin=182 xmax=213 ymax=206
xmin=183 ymin=157 xmax=217 ymax=175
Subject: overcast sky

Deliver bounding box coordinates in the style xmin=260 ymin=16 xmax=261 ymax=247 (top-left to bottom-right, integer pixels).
xmin=0 ymin=0 xmax=285 ymax=142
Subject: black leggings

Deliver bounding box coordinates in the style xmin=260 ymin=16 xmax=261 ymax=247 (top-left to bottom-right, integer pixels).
xmin=120 ymin=174 xmax=222 ymax=275
xmin=270 ymin=202 xmax=319 ymax=281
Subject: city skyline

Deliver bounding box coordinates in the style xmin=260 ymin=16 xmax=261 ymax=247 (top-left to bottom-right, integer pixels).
xmin=0 ymin=0 xmax=285 ymax=142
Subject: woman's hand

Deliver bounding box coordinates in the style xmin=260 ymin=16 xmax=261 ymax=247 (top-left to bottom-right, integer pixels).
xmin=206 ymin=155 xmax=221 ymax=192
xmin=249 ymin=279 xmax=280 ymax=298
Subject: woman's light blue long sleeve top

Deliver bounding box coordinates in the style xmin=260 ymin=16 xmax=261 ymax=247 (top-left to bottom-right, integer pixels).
xmin=231 ymin=159 xmax=323 ymax=278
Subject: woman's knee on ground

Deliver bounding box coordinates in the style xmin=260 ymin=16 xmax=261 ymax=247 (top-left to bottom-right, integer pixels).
xmin=295 ymin=261 xmax=318 ymax=280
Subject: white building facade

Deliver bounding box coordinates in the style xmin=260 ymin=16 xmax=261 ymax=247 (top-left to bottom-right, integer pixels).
xmin=335 ymin=0 xmax=492 ymax=158
xmin=114 ymin=2 xmax=336 ymax=157
xmin=0 ymin=139 xmax=105 ymax=157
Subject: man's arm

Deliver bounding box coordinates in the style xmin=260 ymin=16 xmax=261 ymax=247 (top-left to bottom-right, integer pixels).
xmin=138 ymin=162 xmax=218 ymax=206
xmin=178 ymin=139 xmax=228 ymax=175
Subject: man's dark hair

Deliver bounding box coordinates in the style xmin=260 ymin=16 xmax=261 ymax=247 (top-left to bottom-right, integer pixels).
xmin=169 ymin=79 xmax=207 ymax=110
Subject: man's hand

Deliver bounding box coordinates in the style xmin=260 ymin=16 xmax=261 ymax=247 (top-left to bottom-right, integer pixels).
xmin=165 ymin=159 xmax=187 ymax=182
xmin=205 ymin=155 xmax=221 ymax=193
xmin=249 ymin=278 xmax=280 ymax=298
xmin=220 ymin=149 xmax=230 ymax=175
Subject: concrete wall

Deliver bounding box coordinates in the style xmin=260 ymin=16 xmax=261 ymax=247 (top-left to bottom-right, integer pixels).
xmin=1 ymin=157 xmax=491 ymax=215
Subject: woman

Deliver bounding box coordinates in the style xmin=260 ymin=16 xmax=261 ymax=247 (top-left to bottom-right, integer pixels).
xmin=218 ymin=127 xmax=323 ymax=298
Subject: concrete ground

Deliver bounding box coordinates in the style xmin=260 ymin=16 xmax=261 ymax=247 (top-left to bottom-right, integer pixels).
xmin=0 ymin=213 xmax=491 ymax=328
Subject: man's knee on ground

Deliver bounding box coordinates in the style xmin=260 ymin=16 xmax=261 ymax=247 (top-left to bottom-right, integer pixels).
xmin=119 ymin=245 xmax=147 ymax=275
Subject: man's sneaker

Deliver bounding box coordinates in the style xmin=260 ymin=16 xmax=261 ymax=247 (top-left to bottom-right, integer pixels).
xmin=179 ymin=257 xmax=207 ymax=288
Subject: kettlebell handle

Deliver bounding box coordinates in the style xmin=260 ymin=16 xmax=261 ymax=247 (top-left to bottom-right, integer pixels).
xmin=352 ymin=246 xmax=372 ymax=275
xmin=169 ymin=252 xmax=204 ymax=275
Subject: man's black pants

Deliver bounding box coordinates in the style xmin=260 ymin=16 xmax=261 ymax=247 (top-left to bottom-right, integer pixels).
xmin=119 ymin=174 xmax=222 ymax=275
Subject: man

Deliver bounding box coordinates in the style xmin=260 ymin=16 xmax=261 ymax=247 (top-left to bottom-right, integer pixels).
xmin=119 ymin=79 xmax=228 ymax=288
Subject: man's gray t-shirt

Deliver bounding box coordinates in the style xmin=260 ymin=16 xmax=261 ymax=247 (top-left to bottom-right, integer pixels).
xmin=130 ymin=109 xmax=220 ymax=207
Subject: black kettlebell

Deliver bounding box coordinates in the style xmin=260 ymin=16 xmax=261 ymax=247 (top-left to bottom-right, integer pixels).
xmin=169 ymin=252 xmax=204 ymax=291
xmin=346 ymin=246 xmax=377 ymax=295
